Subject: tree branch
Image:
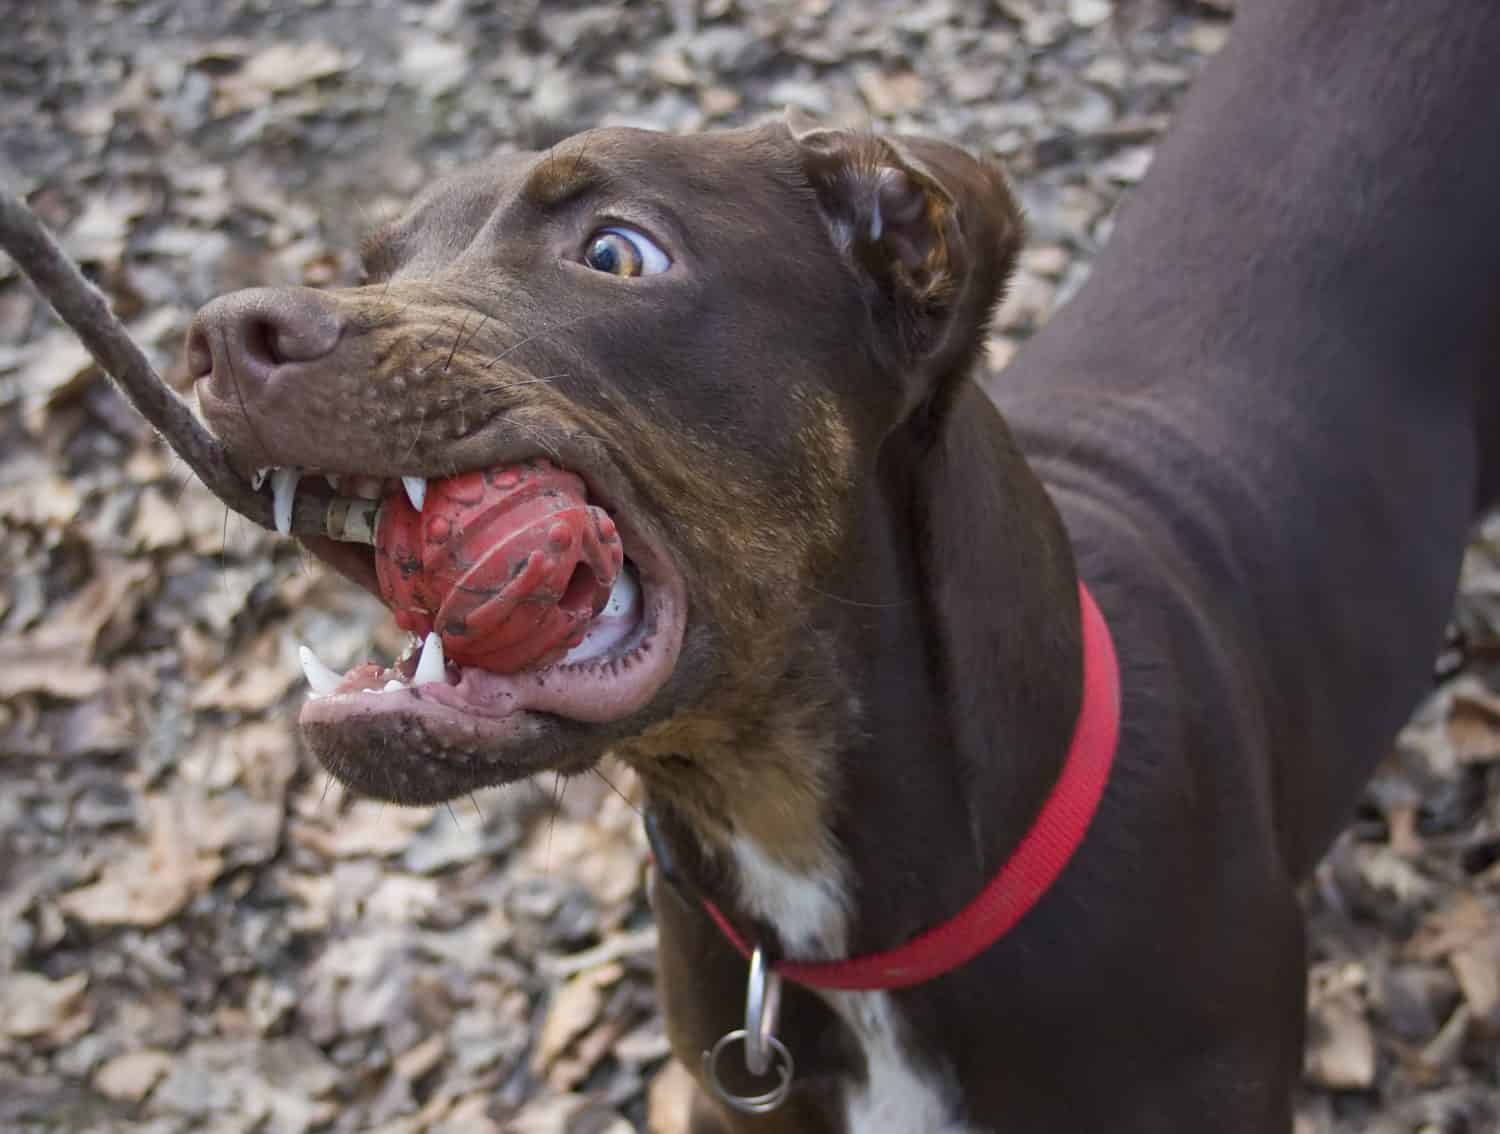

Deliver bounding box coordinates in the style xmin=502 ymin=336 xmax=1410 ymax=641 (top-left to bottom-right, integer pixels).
xmin=1 ymin=186 xmax=329 ymax=537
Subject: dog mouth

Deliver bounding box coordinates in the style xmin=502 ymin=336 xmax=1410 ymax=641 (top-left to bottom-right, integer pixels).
xmin=251 ymin=461 xmax=688 ymax=802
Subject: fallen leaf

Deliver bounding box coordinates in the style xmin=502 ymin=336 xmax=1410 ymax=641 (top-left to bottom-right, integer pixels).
xmin=518 ymin=792 xmax=645 ymax=912
xmin=428 ymin=1094 xmax=503 ymax=1134
xmin=193 ymin=788 xmax=285 ymax=870
xmin=698 ymin=86 xmax=741 ymax=117
xmin=0 ymin=971 xmax=90 ymax=1041
xmin=191 ymin=626 xmax=300 ymax=712
xmin=0 ymin=640 xmax=108 ymax=701
xmin=649 ymin=46 xmax=697 ymax=88
xmin=1408 ymin=894 xmax=1491 ymax=962
xmin=1450 ymin=934 xmax=1500 ymax=1030
xmin=507 ymin=1094 xmax=630 ymax=1134
xmin=552 ymin=1008 xmax=634 ymax=1091
xmin=50 ymin=685 xmax=141 ymax=757
xmin=1419 ymin=1004 xmax=1472 ymax=1074
xmin=15 ymin=332 xmax=98 ymax=419
xmin=214 ymin=41 xmax=350 ymax=114
xmin=58 ymin=794 xmax=222 ymax=928
xmin=1304 ymin=996 xmax=1376 ymax=1090
xmin=1068 ymin=0 xmax=1114 ymax=29
xmin=1448 ymin=679 xmax=1500 ymax=764
xmin=856 ymin=68 xmax=928 ymax=116
xmin=398 ymin=35 xmax=468 ymax=96
xmin=293 ymin=799 xmax=434 ymax=860
xmin=130 ymin=484 xmax=188 ymax=551
xmin=0 ymin=474 xmax=83 ymax=531
xmin=0 ymin=559 xmax=154 ymax=700
xmin=394 ymin=1032 xmax=447 ymax=1083
xmin=64 ymin=187 xmax=152 ymax=266
xmin=93 ymin=1049 xmax=174 ymax=1103
xmin=531 ymin=962 xmax=624 ymax=1073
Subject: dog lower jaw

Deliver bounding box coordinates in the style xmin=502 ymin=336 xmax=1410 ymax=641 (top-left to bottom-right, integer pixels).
xmin=303 ymin=706 xmax=602 ymax=806
xmin=298 ymin=539 xmax=688 ymax=804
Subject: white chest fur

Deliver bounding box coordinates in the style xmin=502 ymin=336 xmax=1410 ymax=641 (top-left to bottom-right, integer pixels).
xmin=728 ymin=837 xmax=983 ymax=1134
xmin=832 ymin=991 xmax=981 ymax=1134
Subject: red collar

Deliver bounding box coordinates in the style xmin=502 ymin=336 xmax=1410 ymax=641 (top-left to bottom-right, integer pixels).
xmin=701 ymin=581 xmax=1121 ymax=992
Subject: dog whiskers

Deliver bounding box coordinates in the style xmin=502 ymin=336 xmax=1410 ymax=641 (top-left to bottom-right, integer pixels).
xmin=455 ymin=312 xmax=493 ymax=363
xmin=591 ymin=766 xmax=642 ymax=817
xmin=349 ymin=292 xmax=419 ymax=333
xmin=546 ymin=770 xmax=567 ymax=869
xmin=480 ymin=372 xmax=570 ymax=394
xmin=805 ymin=583 xmax=915 ymax=611
xmin=397 ymin=412 xmax=427 ymax=468
xmin=481 ymin=313 xmax=596 ymax=371
xmin=442 ymin=313 xmax=470 ymax=374
xmin=497 ymin=417 xmax=565 ymax=464
xmin=221 ymin=324 xmax=276 ymax=472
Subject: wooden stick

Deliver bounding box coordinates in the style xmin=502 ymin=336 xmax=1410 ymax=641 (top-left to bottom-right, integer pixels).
xmin=0 ymin=187 xmax=329 ymax=536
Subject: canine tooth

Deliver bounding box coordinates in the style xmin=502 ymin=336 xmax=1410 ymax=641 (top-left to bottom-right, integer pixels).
xmin=251 ymin=467 xmax=271 ymax=490
xmin=381 ymin=679 xmax=405 ymax=693
xmin=298 ymin=644 xmax=344 ymax=696
xmin=413 ymin=631 xmax=446 ymax=686
xmin=271 ymin=467 xmax=302 ymax=535
xmin=402 ymin=476 xmax=428 ymax=512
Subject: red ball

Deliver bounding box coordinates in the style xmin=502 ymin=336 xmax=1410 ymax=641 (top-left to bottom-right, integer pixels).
xmin=374 ymin=461 xmax=624 ymax=673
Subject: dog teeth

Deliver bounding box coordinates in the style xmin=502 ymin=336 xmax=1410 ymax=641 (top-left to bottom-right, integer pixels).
xmin=412 ymin=631 xmax=446 ymax=686
xmin=251 ymin=467 xmax=271 ymax=491
xmin=563 ymin=568 xmax=641 ymax=663
xmin=402 ymin=476 xmax=427 ymax=512
xmin=270 ymin=467 xmax=302 ymax=535
xmin=298 ymin=644 xmax=345 ymax=697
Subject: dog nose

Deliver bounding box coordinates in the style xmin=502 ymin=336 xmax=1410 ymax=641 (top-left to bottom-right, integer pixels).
xmin=187 ymin=287 xmax=343 ymax=399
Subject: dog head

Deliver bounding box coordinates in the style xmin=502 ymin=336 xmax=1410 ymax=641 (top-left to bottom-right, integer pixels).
xmin=188 ymin=121 xmax=1022 ymax=826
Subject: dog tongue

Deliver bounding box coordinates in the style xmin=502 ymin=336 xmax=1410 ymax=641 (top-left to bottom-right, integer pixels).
xmin=374 ymin=460 xmax=624 ymax=673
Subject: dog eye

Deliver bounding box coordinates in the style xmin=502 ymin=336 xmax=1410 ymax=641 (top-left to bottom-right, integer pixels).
xmin=582 ymin=227 xmax=670 ymax=277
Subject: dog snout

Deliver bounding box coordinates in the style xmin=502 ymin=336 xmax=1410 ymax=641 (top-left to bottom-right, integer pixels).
xmin=187 ymin=286 xmax=344 ymax=402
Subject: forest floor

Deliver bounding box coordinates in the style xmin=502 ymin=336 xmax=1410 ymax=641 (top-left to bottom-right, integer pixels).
xmin=2 ymin=1 xmax=1497 ymax=1130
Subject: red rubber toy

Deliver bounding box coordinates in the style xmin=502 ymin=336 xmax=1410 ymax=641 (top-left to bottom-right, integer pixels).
xmin=374 ymin=460 xmax=624 ymax=673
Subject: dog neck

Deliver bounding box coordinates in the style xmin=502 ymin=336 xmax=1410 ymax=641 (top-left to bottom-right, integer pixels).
xmin=633 ymin=380 xmax=1084 ymax=964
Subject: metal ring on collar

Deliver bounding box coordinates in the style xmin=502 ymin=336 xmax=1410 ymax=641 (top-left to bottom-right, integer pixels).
xmin=744 ymin=945 xmax=783 ymax=1076
xmin=703 ymin=1029 xmax=795 ymax=1114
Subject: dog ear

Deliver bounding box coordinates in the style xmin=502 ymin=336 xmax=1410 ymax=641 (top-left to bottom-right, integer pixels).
xmin=790 ymin=121 xmax=1023 ymax=408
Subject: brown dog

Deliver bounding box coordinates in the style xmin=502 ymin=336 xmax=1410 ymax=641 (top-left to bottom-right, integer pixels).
xmin=188 ymin=0 xmax=1500 ymax=1128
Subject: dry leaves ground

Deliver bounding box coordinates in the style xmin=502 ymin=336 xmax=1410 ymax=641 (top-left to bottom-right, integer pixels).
xmin=2 ymin=1 xmax=1497 ymax=1131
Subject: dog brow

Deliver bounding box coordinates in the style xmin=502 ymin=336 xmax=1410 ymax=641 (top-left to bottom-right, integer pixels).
xmin=522 ymin=152 xmax=608 ymax=210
